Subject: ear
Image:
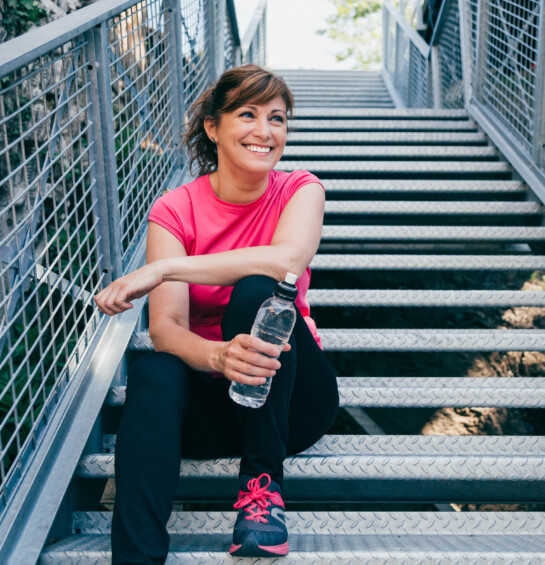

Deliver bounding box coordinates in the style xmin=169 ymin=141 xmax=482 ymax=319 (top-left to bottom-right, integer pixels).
xmin=203 ymin=116 xmax=217 ymax=142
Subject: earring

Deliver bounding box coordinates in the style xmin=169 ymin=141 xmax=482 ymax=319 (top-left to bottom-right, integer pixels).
xmin=210 ymin=137 xmax=215 ymax=144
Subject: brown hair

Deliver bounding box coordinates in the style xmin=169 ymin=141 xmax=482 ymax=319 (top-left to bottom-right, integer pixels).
xmin=182 ymin=64 xmax=294 ymax=177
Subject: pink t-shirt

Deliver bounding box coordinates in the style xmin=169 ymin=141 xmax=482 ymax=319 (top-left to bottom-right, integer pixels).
xmin=147 ymin=169 xmax=324 ymax=349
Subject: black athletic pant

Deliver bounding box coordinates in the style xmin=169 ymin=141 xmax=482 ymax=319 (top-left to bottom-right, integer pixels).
xmin=111 ymin=275 xmax=339 ymax=564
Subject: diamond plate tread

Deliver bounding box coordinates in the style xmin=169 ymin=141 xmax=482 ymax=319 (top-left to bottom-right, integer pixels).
xmin=321 ymin=179 xmax=525 ymax=193
xmin=318 ymin=329 xmax=545 ymax=351
xmin=104 ymin=376 xmax=545 ymax=409
xmin=323 ymin=201 xmax=540 ymax=215
xmin=290 ymin=108 xmax=468 ymax=119
xmin=40 ymin=533 xmax=545 ymax=564
xmin=76 ymin=435 xmax=545 ymax=480
xmin=277 ymin=161 xmax=509 ymax=173
xmin=337 ymin=377 xmax=545 ymax=407
xmin=295 ymin=102 xmax=396 ymax=108
xmin=127 ymin=328 xmax=545 ymax=353
xmin=287 ymin=131 xmax=487 ymax=144
xmin=287 ymin=119 xmax=478 ymax=131
xmin=321 ymin=225 xmax=545 ymax=242
xmin=306 ymin=288 xmax=545 ymax=306
xmin=282 ymin=146 xmax=497 ymax=158
xmin=310 ymin=253 xmax=545 ymax=271
xmin=72 ymin=510 xmax=545 ymax=535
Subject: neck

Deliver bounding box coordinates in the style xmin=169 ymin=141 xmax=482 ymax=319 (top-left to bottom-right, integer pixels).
xmin=209 ymin=161 xmax=270 ymax=204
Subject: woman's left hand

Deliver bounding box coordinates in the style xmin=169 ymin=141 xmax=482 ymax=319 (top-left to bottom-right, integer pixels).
xmin=94 ymin=261 xmax=165 ymax=316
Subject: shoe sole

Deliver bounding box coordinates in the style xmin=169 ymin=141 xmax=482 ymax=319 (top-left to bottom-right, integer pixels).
xmin=229 ymin=540 xmax=289 ymax=557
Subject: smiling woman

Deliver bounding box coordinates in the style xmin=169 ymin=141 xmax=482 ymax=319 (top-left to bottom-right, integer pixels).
xmin=93 ymin=64 xmax=339 ymax=563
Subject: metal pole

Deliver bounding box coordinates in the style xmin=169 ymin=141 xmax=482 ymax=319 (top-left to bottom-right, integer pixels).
xmin=457 ymin=0 xmax=474 ymax=107
xmin=166 ymin=0 xmax=186 ymax=169
xmin=88 ymin=22 xmax=124 ymax=280
xmin=532 ymin=2 xmax=545 ymax=170
xmin=431 ymin=45 xmax=442 ymax=108
xmin=215 ymin=0 xmax=226 ymax=76
xmin=206 ymin=0 xmax=217 ymax=81
xmin=473 ymin=0 xmax=489 ymax=103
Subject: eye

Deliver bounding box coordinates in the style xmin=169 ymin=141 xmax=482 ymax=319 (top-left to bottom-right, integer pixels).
xmin=240 ymin=111 xmax=254 ymax=118
xmin=271 ymin=115 xmax=285 ymax=123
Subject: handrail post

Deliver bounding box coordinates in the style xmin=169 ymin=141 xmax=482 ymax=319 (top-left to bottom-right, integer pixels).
xmin=85 ymin=23 xmax=124 ymax=283
xmin=206 ymin=0 xmax=217 ymax=81
xmin=215 ymin=0 xmax=226 ymax=76
xmin=166 ymin=0 xmax=186 ymax=169
xmin=533 ymin=4 xmax=545 ymax=170
xmin=473 ymin=0 xmax=489 ymax=103
xmin=457 ymin=0 xmax=473 ymax=107
xmin=431 ymin=45 xmax=442 ymax=108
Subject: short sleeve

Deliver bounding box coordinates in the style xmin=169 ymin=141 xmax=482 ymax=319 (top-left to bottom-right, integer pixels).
xmin=281 ymin=170 xmax=325 ymax=208
xmin=147 ymin=192 xmax=187 ymax=248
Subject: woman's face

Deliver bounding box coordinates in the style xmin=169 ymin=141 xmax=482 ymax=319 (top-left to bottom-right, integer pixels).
xmin=206 ymin=95 xmax=288 ymax=175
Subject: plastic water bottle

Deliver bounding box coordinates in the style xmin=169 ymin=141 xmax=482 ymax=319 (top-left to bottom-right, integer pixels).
xmin=229 ymin=273 xmax=298 ymax=408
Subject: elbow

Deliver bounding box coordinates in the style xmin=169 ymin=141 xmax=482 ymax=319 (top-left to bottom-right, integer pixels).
xmin=269 ymin=246 xmax=305 ymax=282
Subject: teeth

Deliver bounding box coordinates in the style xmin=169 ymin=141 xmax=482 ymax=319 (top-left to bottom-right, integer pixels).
xmin=245 ymin=145 xmax=271 ymax=153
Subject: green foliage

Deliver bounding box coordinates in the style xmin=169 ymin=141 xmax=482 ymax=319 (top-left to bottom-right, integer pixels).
xmin=317 ymin=0 xmax=383 ymax=69
xmin=1 ymin=0 xmax=47 ymax=41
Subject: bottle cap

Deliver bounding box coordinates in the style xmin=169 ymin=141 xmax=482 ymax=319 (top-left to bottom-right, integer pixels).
xmin=274 ymin=273 xmax=298 ymax=302
xmin=284 ymin=272 xmax=298 ymax=285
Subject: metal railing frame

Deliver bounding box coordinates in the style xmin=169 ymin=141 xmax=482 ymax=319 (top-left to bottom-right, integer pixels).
xmin=0 ymin=0 xmax=266 ymax=561
xmin=382 ymin=0 xmax=545 ymax=202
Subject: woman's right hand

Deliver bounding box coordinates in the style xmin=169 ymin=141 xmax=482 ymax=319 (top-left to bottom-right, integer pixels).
xmin=214 ymin=334 xmax=290 ymax=385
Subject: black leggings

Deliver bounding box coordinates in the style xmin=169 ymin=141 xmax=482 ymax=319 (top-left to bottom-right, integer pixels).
xmin=111 ymin=275 xmax=339 ymax=564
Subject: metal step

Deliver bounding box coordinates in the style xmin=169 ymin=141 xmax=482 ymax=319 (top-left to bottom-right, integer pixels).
xmin=287 ymin=131 xmax=487 ymax=145
xmin=319 ymin=329 xmax=545 ymax=351
xmin=321 ymin=225 xmax=545 ymax=242
xmin=282 ymin=145 xmax=497 ymax=159
xmin=277 ymin=160 xmax=511 ymax=175
xmin=307 ymin=288 xmax=545 ymax=306
xmin=42 ymin=511 xmax=545 ymax=564
xmin=126 ymin=328 xmax=545 ymax=353
xmin=291 ymin=108 xmax=468 ymax=119
xmin=310 ymin=253 xmax=545 ymax=270
xmin=293 ymin=101 xmax=396 ymax=108
xmin=104 ymin=375 xmax=545 ymax=409
xmin=287 ymin=119 xmax=478 ymax=131
xmin=321 ymin=179 xmax=526 ymax=194
xmin=323 ymin=201 xmax=541 ymax=215
xmin=75 ymin=435 xmax=545 ymax=502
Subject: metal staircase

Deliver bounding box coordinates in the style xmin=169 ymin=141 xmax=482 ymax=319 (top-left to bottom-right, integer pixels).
xmin=38 ymin=69 xmax=545 ymax=562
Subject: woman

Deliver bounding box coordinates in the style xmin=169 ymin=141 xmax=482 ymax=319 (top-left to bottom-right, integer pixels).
xmin=94 ymin=64 xmax=339 ymax=563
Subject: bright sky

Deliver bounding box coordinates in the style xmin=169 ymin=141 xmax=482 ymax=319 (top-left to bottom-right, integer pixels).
xmin=234 ymin=0 xmax=357 ymax=70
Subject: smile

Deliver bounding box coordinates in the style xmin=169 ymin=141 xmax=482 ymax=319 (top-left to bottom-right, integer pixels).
xmin=243 ymin=144 xmax=272 ymax=154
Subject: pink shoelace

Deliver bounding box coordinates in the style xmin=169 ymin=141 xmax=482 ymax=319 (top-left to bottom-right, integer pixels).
xmin=233 ymin=473 xmax=278 ymax=523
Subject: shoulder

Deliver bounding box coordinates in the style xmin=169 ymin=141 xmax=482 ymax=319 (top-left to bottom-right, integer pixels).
xmin=269 ymin=169 xmax=324 ymax=209
xmin=270 ymin=169 xmax=324 ymax=191
xmin=149 ymin=175 xmax=206 ymax=213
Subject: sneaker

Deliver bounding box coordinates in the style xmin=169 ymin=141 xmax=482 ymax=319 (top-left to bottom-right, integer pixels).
xmin=229 ymin=473 xmax=289 ymax=557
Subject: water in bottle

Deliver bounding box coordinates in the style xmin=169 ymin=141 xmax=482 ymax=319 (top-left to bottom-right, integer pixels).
xmin=229 ymin=273 xmax=298 ymax=408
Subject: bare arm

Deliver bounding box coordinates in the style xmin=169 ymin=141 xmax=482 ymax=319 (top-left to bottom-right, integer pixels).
xmin=94 ymin=182 xmax=324 ymax=309
xmin=146 ymin=226 xmax=285 ymax=381
xmin=159 ymin=182 xmax=324 ymax=284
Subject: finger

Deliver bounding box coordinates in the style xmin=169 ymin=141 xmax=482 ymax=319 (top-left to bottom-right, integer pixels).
xmin=231 ymin=359 xmax=276 ymax=379
xmin=238 ymin=334 xmax=283 ymax=358
xmin=238 ymin=349 xmax=281 ymax=370
xmin=227 ymin=370 xmax=268 ymax=386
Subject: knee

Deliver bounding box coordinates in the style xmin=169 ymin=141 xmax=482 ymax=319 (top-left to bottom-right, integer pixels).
xmin=126 ymin=352 xmax=188 ymax=400
xmin=229 ymin=275 xmax=277 ymax=310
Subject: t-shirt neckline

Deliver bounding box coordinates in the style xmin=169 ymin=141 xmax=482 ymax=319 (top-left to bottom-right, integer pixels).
xmin=205 ymin=171 xmax=272 ymax=211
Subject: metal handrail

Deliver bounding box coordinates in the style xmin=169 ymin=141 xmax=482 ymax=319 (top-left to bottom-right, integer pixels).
xmin=383 ymin=0 xmax=430 ymax=57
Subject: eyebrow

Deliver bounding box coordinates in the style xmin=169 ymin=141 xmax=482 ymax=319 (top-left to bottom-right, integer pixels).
xmin=243 ymin=105 xmax=287 ymax=115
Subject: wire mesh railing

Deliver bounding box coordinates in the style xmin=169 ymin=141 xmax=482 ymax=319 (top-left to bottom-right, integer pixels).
xmin=0 ymin=0 xmax=266 ymax=529
xmin=383 ymin=0 xmax=545 ymax=174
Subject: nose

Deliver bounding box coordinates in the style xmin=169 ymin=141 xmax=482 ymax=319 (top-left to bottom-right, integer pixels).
xmin=253 ymin=115 xmax=271 ymax=140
